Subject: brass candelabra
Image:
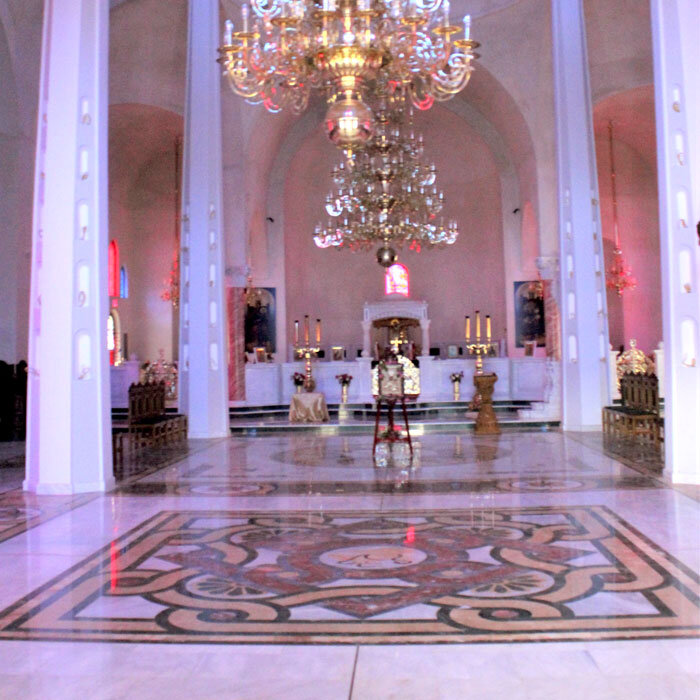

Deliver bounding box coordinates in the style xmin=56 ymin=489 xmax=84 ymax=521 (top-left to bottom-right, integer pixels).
xmin=294 ymin=315 xmax=322 ymax=392
xmin=464 ymin=310 xmax=496 ymax=375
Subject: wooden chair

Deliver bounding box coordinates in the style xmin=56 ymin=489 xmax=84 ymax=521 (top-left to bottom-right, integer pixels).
xmin=602 ymin=373 xmax=662 ymax=447
xmin=127 ymin=381 xmax=187 ymax=455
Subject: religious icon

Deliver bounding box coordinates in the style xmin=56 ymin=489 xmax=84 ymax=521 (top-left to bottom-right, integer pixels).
xmin=514 ymin=281 xmax=546 ymax=348
xmin=245 ymin=287 xmax=276 ymax=353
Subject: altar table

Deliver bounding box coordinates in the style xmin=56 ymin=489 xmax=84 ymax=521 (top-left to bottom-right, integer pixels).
xmin=289 ymin=392 xmax=330 ymax=423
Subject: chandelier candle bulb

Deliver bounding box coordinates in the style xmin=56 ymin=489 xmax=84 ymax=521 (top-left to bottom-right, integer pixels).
xmin=294 ymin=320 xmax=299 ymax=345
xmin=316 ymin=319 xmax=321 ymax=344
xmin=476 ymin=310 xmax=481 ymax=340
xmin=241 ymin=4 xmax=249 ymax=33
xmin=486 ymin=315 xmax=491 ymax=341
xmin=304 ymin=315 xmax=310 ymax=345
xmin=224 ymin=20 xmax=233 ymax=45
xmin=463 ymin=14 xmax=471 ymax=40
xmin=465 ymin=315 xmax=470 ymax=341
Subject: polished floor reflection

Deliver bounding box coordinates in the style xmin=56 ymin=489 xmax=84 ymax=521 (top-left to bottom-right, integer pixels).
xmin=0 ymin=431 xmax=698 ymax=699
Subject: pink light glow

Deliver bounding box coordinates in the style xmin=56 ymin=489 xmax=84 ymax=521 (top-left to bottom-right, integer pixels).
xmin=385 ymin=263 xmax=409 ymax=297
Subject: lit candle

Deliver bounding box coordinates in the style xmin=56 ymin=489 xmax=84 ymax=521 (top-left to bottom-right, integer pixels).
xmin=465 ymin=315 xmax=470 ymax=341
xmin=486 ymin=315 xmax=491 ymax=341
xmin=224 ymin=19 xmax=234 ymax=45
xmin=463 ymin=14 xmax=471 ymax=41
xmin=304 ymin=315 xmax=310 ymax=344
xmin=443 ymin=0 xmax=450 ymax=26
xmin=476 ymin=310 xmax=481 ymax=340
xmin=294 ymin=320 xmax=299 ymax=345
xmin=242 ymin=4 xmax=249 ymax=33
xmin=316 ymin=318 xmax=321 ymax=344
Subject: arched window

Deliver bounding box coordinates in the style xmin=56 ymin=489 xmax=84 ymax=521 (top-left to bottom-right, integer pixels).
xmin=107 ymin=309 xmax=122 ymax=365
xmin=385 ymin=263 xmax=409 ymax=297
xmin=108 ymin=240 xmax=119 ymax=297
xmin=119 ymin=265 xmax=128 ymax=299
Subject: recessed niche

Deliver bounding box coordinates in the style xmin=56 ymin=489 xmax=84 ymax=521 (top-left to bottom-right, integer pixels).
xmin=76 ymin=332 xmax=92 ymax=380
xmin=681 ymin=318 xmax=697 ymax=368
xmin=77 ymin=201 xmax=89 ymax=240
xmin=79 ymin=147 xmax=89 ymax=180
xmin=76 ymin=263 xmax=90 ymax=307
xmin=679 ymin=247 xmax=693 ymax=293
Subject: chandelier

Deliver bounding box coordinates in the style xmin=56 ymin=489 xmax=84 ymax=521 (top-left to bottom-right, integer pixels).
xmin=313 ymin=97 xmax=458 ymax=264
xmin=604 ymin=121 xmax=637 ymax=296
xmin=219 ymin=0 xmax=479 ymax=152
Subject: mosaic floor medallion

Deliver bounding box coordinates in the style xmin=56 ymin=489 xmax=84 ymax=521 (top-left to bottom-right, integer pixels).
xmin=0 ymin=506 xmax=697 ymax=644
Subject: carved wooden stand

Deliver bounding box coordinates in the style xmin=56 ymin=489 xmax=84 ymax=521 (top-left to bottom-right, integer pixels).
xmin=473 ymin=373 xmax=500 ymax=435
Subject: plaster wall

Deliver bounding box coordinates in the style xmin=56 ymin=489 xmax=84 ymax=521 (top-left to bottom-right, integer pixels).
xmin=595 ymin=127 xmax=661 ymax=353
xmin=0 ymin=1 xmax=42 ymax=363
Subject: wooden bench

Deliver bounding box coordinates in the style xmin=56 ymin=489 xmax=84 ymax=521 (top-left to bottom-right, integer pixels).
xmin=127 ymin=381 xmax=187 ymax=454
xmin=602 ymin=373 xmax=663 ymax=446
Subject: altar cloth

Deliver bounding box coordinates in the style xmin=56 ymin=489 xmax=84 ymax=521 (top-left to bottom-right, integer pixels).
xmin=289 ymin=392 xmax=330 ymax=423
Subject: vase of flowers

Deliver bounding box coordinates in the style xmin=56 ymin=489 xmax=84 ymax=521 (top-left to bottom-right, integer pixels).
xmin=335 ymin=373 xmax=353 ymax=403
xmin=292 ymin=372 xmax=305 ymax=393
xmin=450 ymin=371 xmax=464 ymax=401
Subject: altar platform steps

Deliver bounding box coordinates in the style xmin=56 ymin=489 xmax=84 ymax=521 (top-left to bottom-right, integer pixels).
xmin=226 ymin=401 xmax=560 ymax=435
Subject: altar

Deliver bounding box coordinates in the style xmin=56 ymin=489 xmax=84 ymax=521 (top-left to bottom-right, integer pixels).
xmin=245 ymin=299 xmax=550 ymax=406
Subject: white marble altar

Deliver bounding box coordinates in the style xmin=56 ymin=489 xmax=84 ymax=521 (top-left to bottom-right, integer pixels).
xmin=244 ymin=357 xmax=549 ymax=406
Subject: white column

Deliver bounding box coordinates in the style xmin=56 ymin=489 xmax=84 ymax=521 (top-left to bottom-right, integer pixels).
xmin=178 ymin=0 xmax=230 ymax=438
xmin=420 ymin=320 xmax=431 ymax=355
xmin=551 ymin=0 xmax=610 ymax=430
xmin=651 ymin=0 xmax=700 ymax=484
xmin=362 ymin=321 xmax=372 ymax=358
xmin=24 ymin=0 xmax=113 ymax=494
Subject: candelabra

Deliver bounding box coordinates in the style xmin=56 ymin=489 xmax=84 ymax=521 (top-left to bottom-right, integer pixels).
xmin=219 ymin=0 xmax=480 ymax=154
xmin=464 ymin=310 xmax=496 ymax=375
xmin=294 ymin=315 xmax=322 ymax=391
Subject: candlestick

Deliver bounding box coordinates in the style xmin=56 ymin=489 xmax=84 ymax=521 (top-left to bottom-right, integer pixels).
xmin=304 ymin=315 xmax=309 ymax=344
xmin=476 ymin=310 xmax=481 ymax=340
xmin=465 ymin=315 xmax=470 ymax=341
xmin=486 ymin=315 xmax=491 ymax=341
xmin=294 ymin=320 xmax=299 ymax=345
xmin=316 ymin=318 xmax=321 ymax=344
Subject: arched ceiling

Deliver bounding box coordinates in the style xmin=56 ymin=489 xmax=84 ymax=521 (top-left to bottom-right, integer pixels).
xmin=584 ymin=0 xmax=653 ymax=103
xmin=593 ymin=85 xmax=656 ymax=170
xmin=109 ymin=103 xmax=183 ymax=196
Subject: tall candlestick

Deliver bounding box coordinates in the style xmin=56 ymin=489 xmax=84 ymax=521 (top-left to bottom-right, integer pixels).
xmin=476 ymin=310 xmax=481 ymax=340
xmin=486 ymin=315 xmax=491 ymax=341
xmin=304 ymin=315 xmax=309 ymax=344
xmin=465 ymin=315 xmax=470 ymax=340
xmin=294 ymin=320 xmax=299 ymax=345
xmin=316 ymin=318 xmax=321 ymax=344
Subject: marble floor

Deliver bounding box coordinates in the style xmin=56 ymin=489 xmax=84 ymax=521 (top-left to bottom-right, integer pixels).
xmin=0 ymin=431 xmax=698 ymax=699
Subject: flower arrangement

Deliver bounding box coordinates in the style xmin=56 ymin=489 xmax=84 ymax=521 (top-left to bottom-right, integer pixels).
xmin=335 ymin=373 xmax=353 ymax=386
xmin=450 ymin=371 xmax=464 ymax=383
xmin=291 ymin=372 xmax=305 ymax=387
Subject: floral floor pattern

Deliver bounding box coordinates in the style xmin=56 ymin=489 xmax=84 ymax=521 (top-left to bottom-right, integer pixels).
xmin=1 ymin=506 xmax=697 ymax=645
